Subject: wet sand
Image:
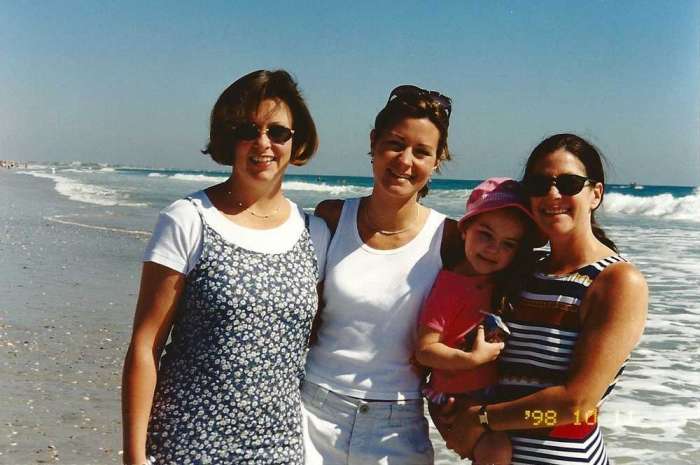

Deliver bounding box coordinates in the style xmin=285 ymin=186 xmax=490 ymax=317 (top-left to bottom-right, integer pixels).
xmin=1 ymin=170 xmax=145 ymax=464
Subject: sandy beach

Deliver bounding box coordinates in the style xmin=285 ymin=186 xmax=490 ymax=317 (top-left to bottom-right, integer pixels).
xmin=0 ymin=170 xmax=463 ymax=465
xmin=1 ymin=170 xmax=146 ymax=464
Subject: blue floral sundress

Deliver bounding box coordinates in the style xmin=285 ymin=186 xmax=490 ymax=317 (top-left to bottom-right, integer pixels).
xmin=147 ymin=202 xmax=319 ymax=464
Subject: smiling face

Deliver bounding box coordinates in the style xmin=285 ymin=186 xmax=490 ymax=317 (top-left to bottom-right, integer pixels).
xmin=370 ymin=117 xmax=440 ymax=200
xmin=232 ymin=98 xmax=293 ymax=187
xmin=462 ymin=208 xmax=527 ymax=275
xmin=528 ymin=148 xmax=603 ymax=239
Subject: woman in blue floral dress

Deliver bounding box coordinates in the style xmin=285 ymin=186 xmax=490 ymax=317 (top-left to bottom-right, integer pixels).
xmin=121 ymin=70 xmax=330 ymax=465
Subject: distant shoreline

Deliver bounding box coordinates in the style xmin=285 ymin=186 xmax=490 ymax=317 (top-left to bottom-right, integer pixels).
xmin=6 ymin=159 xmax=698 ymax=188
xmin=1 ymin=159 xmax=30 ymax=169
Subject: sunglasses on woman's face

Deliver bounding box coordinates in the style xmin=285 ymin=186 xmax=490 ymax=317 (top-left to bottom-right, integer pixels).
xmin=232 ymin=122 xmax=295 ymax=144
xmin=387 ymin=85 xmax=452 ymax=119
xmin=523 ymin=174 xmax=596 ymax=197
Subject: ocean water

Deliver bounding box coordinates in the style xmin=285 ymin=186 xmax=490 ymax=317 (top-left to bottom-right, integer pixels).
xmin=14 ymin=163 xmax=700 ymax=464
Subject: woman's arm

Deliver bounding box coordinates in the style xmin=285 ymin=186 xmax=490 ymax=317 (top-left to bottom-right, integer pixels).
xmin=121 ymin=262 xmax=185 ymax=464
xmin=415 ymin=324 xmax=504 ymax=370
xmin=306 ymin=199 xmax=342 ymax=347
xmin=445 ymin=262 xmax=648 ymax=457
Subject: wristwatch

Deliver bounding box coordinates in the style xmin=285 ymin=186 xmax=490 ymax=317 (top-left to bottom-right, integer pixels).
xmin=478 ymin=404 xmax=492 ymax=432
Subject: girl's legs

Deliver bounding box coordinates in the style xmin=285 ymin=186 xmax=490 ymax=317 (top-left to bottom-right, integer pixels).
xmin=472 ymin=431 xmax=512 ymax=465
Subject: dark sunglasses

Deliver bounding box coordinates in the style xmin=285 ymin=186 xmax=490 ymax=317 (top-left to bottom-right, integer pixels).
xmin=387 ymin=85 xmax=452 ymax=119
xmin=232 ymin=122 xmax=295 ymax=144
xmin=523 ymin=174 xmax=597 ymax=197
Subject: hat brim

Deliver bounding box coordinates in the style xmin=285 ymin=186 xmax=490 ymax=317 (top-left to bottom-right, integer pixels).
xmin=457 ymin=203 xmax=548 ymax=248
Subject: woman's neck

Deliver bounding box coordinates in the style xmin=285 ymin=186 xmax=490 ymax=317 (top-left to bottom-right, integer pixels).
xmin=547 ymin=227 xmax=613 ymax=274
xmin=365 ymin=190 xmax=420 ymax=231
xmin=225 ymin=176 xmax=285 ymax=210
xmin=206 ymin=175 xmax=290 ymax=230
xmin=355 ymin=190 xmax=428 ymax=249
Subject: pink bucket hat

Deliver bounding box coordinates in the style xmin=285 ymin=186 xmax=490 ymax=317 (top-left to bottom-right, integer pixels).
xmin=457 ymin=177 xmax=536 ymax=231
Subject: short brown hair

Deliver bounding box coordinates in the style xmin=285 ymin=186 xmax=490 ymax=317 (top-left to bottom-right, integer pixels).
xmin=202 ymin=69 xmax=318 ymax=166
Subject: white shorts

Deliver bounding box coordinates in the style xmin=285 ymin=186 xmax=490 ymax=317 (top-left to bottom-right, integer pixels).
xmin=301 ymin=381 xmax=434 ymax=465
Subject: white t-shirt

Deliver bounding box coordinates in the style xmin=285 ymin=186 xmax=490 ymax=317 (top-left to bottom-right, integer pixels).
xmin=143 ymin=190 xmax=330 ymax=280
xmin=304 ymin=198 xmax=446 ymax=400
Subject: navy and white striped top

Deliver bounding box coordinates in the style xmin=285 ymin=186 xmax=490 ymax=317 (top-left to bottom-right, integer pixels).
xmin=497 ymin=255 xmax=628 ymax=465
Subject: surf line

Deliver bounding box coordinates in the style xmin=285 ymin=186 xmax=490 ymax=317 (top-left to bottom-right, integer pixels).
xmin=45 ymin=215 xmax=151 ymax=238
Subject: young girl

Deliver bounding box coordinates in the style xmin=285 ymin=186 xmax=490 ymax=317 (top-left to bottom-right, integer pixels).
xmin=416 ymin=177 xmax=538 ymax=465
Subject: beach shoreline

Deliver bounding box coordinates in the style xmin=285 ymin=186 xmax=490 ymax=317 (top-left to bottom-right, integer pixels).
xmin=0 ymin=170 xmax=463 ymax=465
xmin=1 ymin=170 xmax=145 ymax=464
xmin=2 ymin=168 xmax=699 ymax=464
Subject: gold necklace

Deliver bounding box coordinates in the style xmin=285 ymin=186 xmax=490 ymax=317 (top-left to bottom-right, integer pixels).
xmin=226 ymin=190 xmax=282 ymax=219
xmin=362 ymin=202 xmax=419 ymax=235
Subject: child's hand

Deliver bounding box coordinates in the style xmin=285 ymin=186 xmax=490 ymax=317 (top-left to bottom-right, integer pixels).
xmin=485 ymin=330 xmax=506 ymax=344
xmin=408 ymin=354 xmax=429 ymax=380
xmin=470 ymin=325 xmax=505 ymax=365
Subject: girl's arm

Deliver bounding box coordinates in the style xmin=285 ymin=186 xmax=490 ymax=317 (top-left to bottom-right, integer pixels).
xmin=121 ymin=262 xmax=185 ymax=464
xmin=415 ymin=324 xmax=504 ymax=370
xmin=444 ymin=262 xmax=648 ymax=458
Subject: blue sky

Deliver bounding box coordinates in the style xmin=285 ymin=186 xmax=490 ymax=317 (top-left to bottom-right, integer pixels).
xmin=1 ymin=0 xmax=698 ymax=185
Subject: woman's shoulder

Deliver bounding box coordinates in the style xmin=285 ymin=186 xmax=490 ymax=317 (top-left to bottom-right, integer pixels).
xmin=581 ymin=256 xmax=648 ymax=321
xmin=304 ymin=209 xmax=330 ymax=240
xmin=441 ymin=216 xmax=459 ymax=237
xmin=593 ymin=259 xmax=647 ymax=293
xmin=314 ymin=198 xmax=347 ymax=234
xmin=159 ymin=191 xmax=205 ymax=220
xmin=440 ymin=217 xmax=465 ymax=269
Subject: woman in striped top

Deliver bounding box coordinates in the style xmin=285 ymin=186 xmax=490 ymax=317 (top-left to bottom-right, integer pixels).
xmin=441 ymin=134 xmax=648 ymax=464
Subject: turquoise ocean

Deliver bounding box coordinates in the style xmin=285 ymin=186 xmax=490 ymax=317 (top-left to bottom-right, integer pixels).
xmin=15 ymin=163 xmax=700 ymax=464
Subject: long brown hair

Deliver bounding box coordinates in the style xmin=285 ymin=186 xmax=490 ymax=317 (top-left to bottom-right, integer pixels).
xmin=522 ymin=133 xmax=618 ymax=252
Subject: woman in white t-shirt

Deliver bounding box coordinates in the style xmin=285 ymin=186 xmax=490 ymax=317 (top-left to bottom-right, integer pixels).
xmin=302 ymin=85 xmax=464 ymax=464
xmin=121 ymin=70 xmax=330 ymax=465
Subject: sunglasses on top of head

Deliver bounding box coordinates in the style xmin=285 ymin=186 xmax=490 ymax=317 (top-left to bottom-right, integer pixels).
xmin=523 ymin=174 xmax=597 ymax=197
xmin=232 ymin=122 xmax=295 ymax=144
xmin=387 ymin=85 xmax=452 ymax=119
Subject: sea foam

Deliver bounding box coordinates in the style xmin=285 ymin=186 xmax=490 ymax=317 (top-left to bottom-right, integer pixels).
xmin=282 ymin=180 xmax=369 ymax=195
xmin=170 ymin=173 xmax=227 ymax=182
xmin=16 ymin=171 xmax=146 ymax=207
xmin=604 ymin=190 xmax=700 ymax=222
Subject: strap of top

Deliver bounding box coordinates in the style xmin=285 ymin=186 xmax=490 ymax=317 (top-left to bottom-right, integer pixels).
xmin=337 ymin=198 xmax=357 ymax=237
xmin=185 ymin=195 xmax=209 ymax=237
xmin=327 ymin=198 xmax=356 ymax=249
xmin=535 ymin=253 xmax=627 ymax=279
xmin=181 ymin=196 xmax=210 ymax=275
xmin=578 ymin=254 xmax=627 ymax=279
